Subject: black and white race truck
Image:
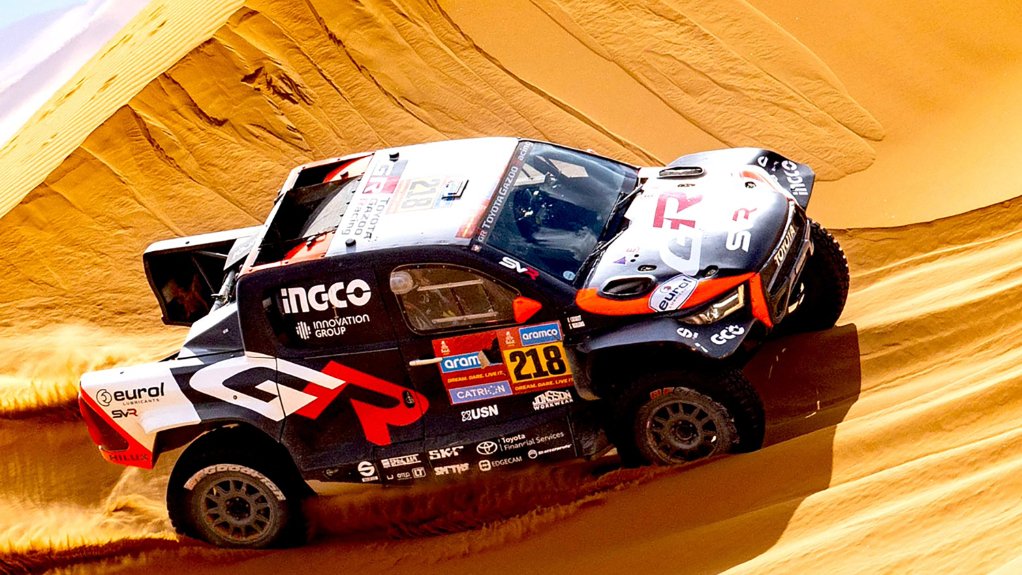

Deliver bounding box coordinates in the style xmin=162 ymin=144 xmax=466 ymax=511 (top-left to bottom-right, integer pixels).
xmin=78 ymin=137 xmax=848 ymax=547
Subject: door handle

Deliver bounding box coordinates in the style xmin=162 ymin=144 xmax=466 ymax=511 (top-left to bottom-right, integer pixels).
xmin=408 ymin=357 xmax=442 ymax=367
xmin=408 ymin=351 xmax=492 ymax=368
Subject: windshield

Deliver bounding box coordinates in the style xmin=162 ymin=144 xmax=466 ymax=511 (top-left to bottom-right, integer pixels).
xmin=484 ymin=142 xmax=639 ymax=282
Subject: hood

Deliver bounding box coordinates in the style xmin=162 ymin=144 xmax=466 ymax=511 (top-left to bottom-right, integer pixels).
xmin=584 ymin=166 xmax=792 ymax=301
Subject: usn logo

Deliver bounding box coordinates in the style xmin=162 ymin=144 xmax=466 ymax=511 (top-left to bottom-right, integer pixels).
xmin=440 ymin=352 xmax=482 ymax=373
xmin=518 ymin=322 xmax=562 ymax=346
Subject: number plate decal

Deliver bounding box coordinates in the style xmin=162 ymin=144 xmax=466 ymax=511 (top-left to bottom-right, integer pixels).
xmin=432 ymin=321 xmax=573 ymax=405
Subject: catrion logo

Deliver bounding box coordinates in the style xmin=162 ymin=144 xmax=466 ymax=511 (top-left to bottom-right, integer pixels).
xmin=476 ymin=441 xmax=499 ymax=455
xmin=296 ymin=321 xmax=312 ymax=340
xmin=279 ymin=280 xmax=372 ymax=314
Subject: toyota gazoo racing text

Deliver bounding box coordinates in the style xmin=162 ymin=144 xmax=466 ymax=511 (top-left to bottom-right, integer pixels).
xmin=78 ymin=138 xmax=849 ymax=547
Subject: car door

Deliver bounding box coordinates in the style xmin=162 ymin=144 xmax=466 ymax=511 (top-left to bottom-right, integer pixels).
xmin=383 ymin=261 xmax=580 ymax=470
xmin=236 ymin=258 xmax=428 ymax=485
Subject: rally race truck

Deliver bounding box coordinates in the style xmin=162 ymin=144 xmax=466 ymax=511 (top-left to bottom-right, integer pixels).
xmin=78 ymin=137 xmax=849 ymax=548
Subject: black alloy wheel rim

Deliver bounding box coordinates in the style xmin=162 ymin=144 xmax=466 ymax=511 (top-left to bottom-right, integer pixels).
xmin=201 ymin=475 xmax=275 ymax=543
xmin=647 ymin=399 xmax=722 ymax=463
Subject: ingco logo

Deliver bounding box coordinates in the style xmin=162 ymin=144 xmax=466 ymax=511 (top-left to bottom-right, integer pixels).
xmin=279 ymin=280 xmax=372 ymax=314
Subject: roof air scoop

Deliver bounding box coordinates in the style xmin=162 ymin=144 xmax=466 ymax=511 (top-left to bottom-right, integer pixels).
xmin=658 ymin=166 xmax=705 ymax=179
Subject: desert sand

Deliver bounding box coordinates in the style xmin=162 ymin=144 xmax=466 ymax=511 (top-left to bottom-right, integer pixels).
xmin=2 ymin=0 xmax=1022 ymax=573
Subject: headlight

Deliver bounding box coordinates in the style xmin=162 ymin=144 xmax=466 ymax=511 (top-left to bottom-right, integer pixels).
xmin=681 ymin=287 xmax=745 ymax=325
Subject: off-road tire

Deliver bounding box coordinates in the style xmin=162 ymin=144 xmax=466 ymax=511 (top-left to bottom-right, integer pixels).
xmin=167 ymin=434 xmax=307 ymax=548
xmin=613 ymin=369 xmax=764 ymax=467
xmin=783 ymin=220 xmax=849 ymax=333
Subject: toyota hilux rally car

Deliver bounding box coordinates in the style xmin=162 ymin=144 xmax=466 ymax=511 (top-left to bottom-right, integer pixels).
xmin=78 ymin=137 xmax=848 ymax=547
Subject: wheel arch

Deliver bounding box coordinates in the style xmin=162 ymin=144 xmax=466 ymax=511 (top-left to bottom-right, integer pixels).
xmin=582 ymin=341 xmax=716 ymax=400
xmin=165 ymin=421 xmax=310 ymax=497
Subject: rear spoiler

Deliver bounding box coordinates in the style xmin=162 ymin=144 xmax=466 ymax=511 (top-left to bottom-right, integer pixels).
xmin=143 ymin=226 xmax=261 ymax=326
xmin=668 ymin=148 xmax=815 ymax=209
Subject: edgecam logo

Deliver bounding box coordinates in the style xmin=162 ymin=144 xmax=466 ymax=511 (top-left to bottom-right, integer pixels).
xmin=519 ymin=322 xmax=562 ymax=345
xmin=279 ymin=279 xmax=372 ymax=314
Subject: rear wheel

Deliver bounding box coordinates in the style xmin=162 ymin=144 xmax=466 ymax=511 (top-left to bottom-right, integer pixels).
xmin=614 ymin=369 xmax=764 ymax=466
xmin=167 ymin=430 xmax=308 ymax=548
xmin=783 ymin=220 xmax=849 ymax=332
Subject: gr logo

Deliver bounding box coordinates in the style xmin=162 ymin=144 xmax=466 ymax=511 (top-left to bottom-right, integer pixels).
xmin=279 ymin=280 xmax=371 ymax=315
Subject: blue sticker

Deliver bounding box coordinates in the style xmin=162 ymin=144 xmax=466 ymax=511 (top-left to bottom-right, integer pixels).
xmin=449 ymin=381 xmax=513 ymax=405
xmin=439 ymin=352 xmax=483 ymax=373
xmin=518 ymin=322 xmax=562 ymax=346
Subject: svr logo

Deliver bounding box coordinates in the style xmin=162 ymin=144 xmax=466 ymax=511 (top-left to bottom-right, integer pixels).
xmin=190 ymin=357 xmax=427 ymax=446
xmin=279 ymin=279 xmax=372 ymax=314
xmin=710 ymin=325 xmax=746 ymax=345
xmin=726 ymin=208 xmax=758 ymax=252
xmin=499 ymin=256 xmax=539 ymax=280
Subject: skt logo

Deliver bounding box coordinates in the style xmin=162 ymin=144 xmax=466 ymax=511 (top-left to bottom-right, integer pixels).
xmin=499 ymin=256 xmax=539 ymax=280
xmin=428 ymin=446 xmax=464 ymax=461
xmin=190 ymin=357 xmax=427 ymax=446
xmin=279 ymin=280 xmax=372 ymax=314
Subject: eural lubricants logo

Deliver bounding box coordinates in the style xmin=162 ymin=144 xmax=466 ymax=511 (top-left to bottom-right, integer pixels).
xmin=96 ymin=383 xmax=165 ymax=407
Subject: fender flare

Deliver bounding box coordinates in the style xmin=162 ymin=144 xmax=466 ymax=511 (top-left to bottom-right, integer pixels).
xmin=573 ymin=314 xmax=756 ymax=398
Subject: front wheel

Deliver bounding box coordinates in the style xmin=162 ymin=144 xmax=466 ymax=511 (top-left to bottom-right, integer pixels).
xmin=616 ymin=369 xmax=764 ymax=466
xmin=782 ymin=220 xmax=849 ymax=333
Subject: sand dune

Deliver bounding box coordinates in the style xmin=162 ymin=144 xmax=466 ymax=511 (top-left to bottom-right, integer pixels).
xmin=2 ymin=0 xmax=1022 ymax=573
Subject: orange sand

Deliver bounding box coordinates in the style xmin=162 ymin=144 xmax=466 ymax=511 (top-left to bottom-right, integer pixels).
xmin=2 ymin=1 xmax=1021 ymax=573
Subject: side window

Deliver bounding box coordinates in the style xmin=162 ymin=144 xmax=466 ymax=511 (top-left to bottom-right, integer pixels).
xmin=390 ymin=265 xmax=517 ymax=333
